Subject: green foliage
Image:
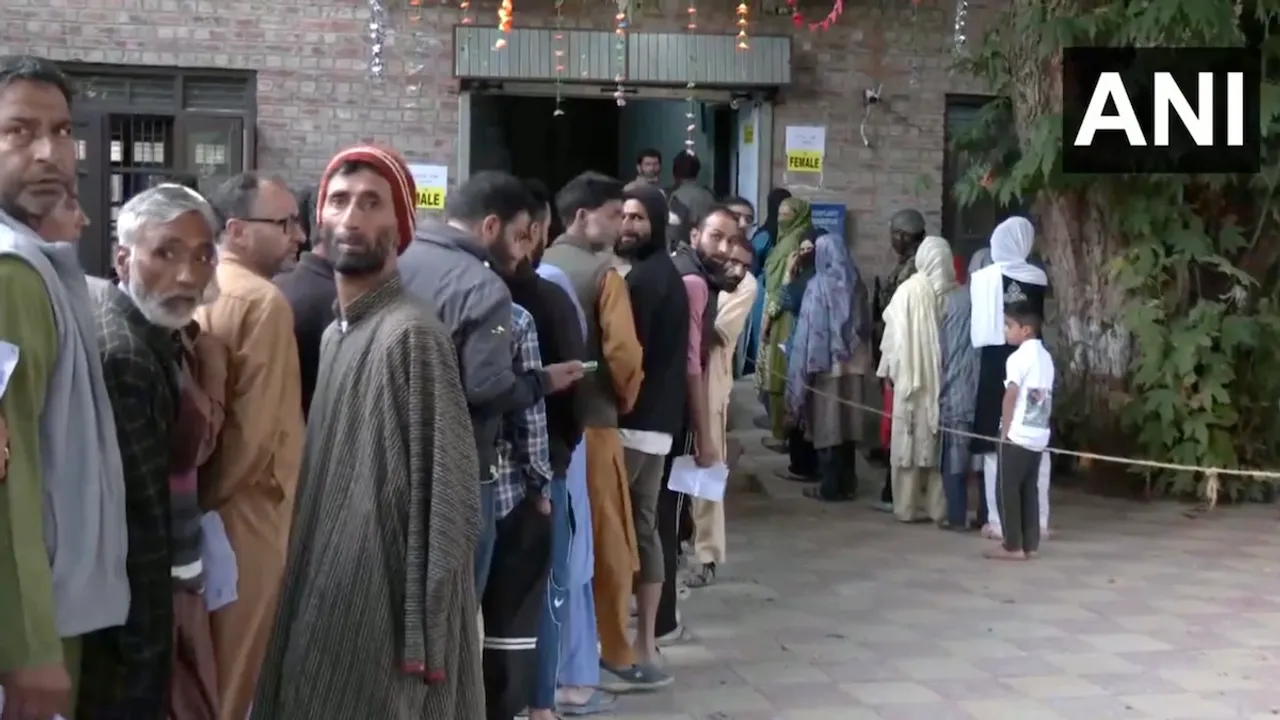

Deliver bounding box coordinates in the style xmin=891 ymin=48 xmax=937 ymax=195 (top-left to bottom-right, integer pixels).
xmin=951 ymin=0 xmax=1280 ymax=501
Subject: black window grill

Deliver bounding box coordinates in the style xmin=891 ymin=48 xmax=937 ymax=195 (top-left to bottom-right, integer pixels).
xmin=184 ymin=78 xmax=252 ymax=111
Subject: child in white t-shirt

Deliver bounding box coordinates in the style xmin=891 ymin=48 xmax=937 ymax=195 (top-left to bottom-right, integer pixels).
xmin=985 ymin=302 xmax=1054 ymax=561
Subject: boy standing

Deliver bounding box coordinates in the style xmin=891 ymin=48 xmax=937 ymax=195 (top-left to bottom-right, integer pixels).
xmin=986 ymin=298 xmax=1054 ymax=561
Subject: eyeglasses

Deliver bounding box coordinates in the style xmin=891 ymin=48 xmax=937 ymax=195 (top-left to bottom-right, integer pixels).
xmin=240 ymin=215 xmax=299 ymax=233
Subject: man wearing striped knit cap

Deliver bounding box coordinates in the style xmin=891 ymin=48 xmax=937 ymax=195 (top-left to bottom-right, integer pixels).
xmin=250 ymin=146 xmax=485 ymax=719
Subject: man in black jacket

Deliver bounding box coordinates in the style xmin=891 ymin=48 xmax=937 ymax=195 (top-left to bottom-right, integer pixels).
xmin=273 ymin=185 xmax=334 ymax=420
xmin=500 ymin=179 xmax=591 ymax=718
xmin=613 ymin=184 xmax=688 ymax=684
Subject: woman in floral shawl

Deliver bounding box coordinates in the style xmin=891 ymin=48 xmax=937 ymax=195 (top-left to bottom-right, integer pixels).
xmin=785 ymin=233 xmax=873 ymax=501
xmin=756 ymin=196 xmax=813 ymax=443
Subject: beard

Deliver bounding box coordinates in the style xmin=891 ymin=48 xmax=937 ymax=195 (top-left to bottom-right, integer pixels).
xmin=124 ymin=264 xmax=201 ymax=330
xmin=694 ymin=248 xmax=729 ymax=286
xmin=614 ymin=231 xmax=653 ymax=259
xmin=321 ymin=226 xmax=392 ymax=277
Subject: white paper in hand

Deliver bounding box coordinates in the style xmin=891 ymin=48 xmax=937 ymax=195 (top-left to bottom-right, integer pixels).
xmin=201 ymin=511 xmax=239 ymax=612
xmin=0 ymin=687 xmax=68 ymax=720
xmin=0 ymin=341 xmax=19 ymax=401
xmin=666 ymin=455 xmax=729 ymax=502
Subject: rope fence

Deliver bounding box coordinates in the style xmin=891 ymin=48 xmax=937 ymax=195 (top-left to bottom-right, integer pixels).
xmin=759 ymin=367 xmax=1280 ymax=508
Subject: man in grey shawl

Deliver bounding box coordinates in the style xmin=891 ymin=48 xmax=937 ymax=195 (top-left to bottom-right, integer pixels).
xmin=251 ymin=145 xmax=483 ymax=719
xmin=0 ymin=55 xmax=129 ymax=720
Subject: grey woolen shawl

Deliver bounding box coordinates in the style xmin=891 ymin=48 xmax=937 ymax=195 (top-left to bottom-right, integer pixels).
xmin=0 ymin=210 xmax=129 ymax=637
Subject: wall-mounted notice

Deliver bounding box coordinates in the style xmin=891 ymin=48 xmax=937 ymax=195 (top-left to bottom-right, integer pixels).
xmin=784 ymin=125 xmax=826 ymax=173
xmin=408 ymin=163 xmax=448 ymax=210
xmin=810 ymin=203 xmax=847 ymax=240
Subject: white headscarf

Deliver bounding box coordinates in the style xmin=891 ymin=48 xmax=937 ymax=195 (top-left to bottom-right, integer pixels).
xmin=878 ymin=236 xmax=955 ymax=466
xmin=969 ymin=217 xmax=1047 ymax=348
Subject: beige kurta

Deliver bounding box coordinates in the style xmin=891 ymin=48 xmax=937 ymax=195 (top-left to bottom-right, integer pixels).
xmin=194 ymin=258 xmax=305 ymax=720
xmin=692 ymin=273 xmax=757 ymax=566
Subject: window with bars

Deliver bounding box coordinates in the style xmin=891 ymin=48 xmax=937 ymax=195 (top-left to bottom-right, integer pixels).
xmin=62 ymin=64 xmax=257 ymax=276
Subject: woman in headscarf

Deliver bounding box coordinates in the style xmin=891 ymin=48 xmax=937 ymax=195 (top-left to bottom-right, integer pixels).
xmin=777 ymin=233 xmax=819 ymax=479
xmin=968 ymin=217 xmax=1050 ymax=540
xmin=756 ymin=196 xmax=813 ymax=445
xmin=936 ymin=249 xmax=985 ymax=529
xmin=785 ymin=233 xmax=873 ymax=502
xmin=877 ymin=236 xmax=956 ymax=523
xmin=740 ymin=187 xmax=792 ymax=375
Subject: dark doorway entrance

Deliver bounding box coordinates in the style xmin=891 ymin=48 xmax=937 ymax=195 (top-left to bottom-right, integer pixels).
xmin=472 ymin=95 xmax=621 ymax=198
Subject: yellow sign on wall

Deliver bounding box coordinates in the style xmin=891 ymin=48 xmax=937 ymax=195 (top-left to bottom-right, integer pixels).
xmin=416 ymin=187 xmax=446 ymax=209
xmin=742 ymin=122 xmax=754 ymax=145
xmin=408 ymin=163 xmax=448 ymax=210
xmin=783 ymin=125 xmax=827 ymax=176
xmin=786 ymin=150 xmax=823 ymax=172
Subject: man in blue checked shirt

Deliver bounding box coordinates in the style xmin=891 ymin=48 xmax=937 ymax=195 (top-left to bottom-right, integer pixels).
xmin=481 ymin=302 xmax=555 ymax=720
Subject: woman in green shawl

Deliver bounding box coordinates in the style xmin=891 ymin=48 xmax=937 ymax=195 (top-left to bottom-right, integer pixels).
xmin=756 ymin=197 xmax=813 ymax=442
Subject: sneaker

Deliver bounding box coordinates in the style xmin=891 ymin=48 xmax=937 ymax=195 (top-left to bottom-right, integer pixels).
xmin=598 ymin=661 xmax=673 ymax=692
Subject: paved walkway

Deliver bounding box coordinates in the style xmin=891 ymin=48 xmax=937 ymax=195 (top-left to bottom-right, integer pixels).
xmin=611 ymin=383 xmax=1280 ymax=719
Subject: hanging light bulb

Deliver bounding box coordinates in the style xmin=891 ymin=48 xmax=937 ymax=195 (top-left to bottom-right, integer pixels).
xmin=552 ymin=0 xmax=565 ymax=116
xmin=735 ymin=2 xmax=749 ymax=50
xmin=367 ymin=0 xmax=387 ymax=78
xmin=952 ymin=0 xmax=968 ymax=54
xmin=684 ymin=0 xmax=697 ymax=152
xmin=459 ymin=0 xmax=472 ymax=25
xmin=614 ymin=0 xmax=629 ymax=106
xmin=494 ymin=0 xmax=512 ymax=48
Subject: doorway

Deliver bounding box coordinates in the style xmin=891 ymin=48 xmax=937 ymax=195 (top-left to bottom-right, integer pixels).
xmin=468 ymin=92 xmax=734 ymax=199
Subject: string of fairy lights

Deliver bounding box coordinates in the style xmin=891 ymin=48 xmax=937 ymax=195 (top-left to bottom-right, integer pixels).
xmin=370 ymin=0 xmax=973 ymax=119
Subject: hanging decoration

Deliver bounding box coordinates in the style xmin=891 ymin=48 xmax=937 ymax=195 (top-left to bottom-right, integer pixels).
xmin=735 ymin=1 xmax=749 ymax=51
xmin=786 ymin=0 xmax=843 ymax=32
xmin=684 ymin=0 xmax=698 ymax=152
xmin=552 ymin=0 xmax=566 ymax=116
xmin=494 ymin=0 xmax=513 ymax=48
xmin=459 ymin=0 xmax=473 ymax=25
xmin=367 ymin=0 xmax=387 ymax=78
xmin=613 ymin=0 xmax=629 ymax=106
xmin=952 ymin=0 xmax=968 ymax=54
xmin=909 ymin=0 xmax=920 ymax=87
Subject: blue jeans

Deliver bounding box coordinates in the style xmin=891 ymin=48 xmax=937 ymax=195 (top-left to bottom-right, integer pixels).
xmin=475 ymin=481 xmax=497 ymax=597
xmin=531 ymin=479 xmax=571 ymax=709
xmin=943 ymin=471 xmax=969 ymax=528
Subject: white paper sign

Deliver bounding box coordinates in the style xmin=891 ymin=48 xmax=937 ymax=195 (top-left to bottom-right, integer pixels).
xmin=784 ymin=125 xmax=827 ymax=154
xmin=0 ymin=341 xmax=18 ymax=400
xmin=407 ymin=163 xmax=449 ymax=210
xmin=666 ymin=455 xmax=729 ymax=502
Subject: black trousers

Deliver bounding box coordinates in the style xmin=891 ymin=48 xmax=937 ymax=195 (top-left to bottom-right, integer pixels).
xmin=997 ymin=443 xmax=1042 ymax=554
xmin=656 ymin=455 xmax=683 ymax=637
xmin=482 ymin=497 xmax=552 ymax=720
xmin=787 ymin=425 xmax=818 ymax=477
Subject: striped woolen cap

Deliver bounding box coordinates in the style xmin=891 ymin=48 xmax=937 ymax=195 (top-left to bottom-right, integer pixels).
xmin=318 ymin=144 xmax=418 ymax=254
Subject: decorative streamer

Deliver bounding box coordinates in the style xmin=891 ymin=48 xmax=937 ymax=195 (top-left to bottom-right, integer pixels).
xmin=552 ymin=0 xmax=566 ymax=116
xmin=613 ymin=0 xmax=629 ymax=106
xmin=494 ymin=0 xmax=513 ymax=48
xmin=684 ymin=0 xmax=698 ymax=152
xmin=735 ymin=1 xmax=749 ymax=51
xmin=909 ymin=0 xmax=920 ymax=87
xmin=952 ymin=0 xmax=968 ymax=54
xmin=367 ymin=0 xmax=387 ymax=78
xmin=786 ymin=0 xmax=844 ymax=32
xmin=459 ymin=0 xmax=472 ymax=25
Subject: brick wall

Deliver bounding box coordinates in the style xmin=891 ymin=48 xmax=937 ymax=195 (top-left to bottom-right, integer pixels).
xmin=1 ymin=0 xmax=997 ymax=278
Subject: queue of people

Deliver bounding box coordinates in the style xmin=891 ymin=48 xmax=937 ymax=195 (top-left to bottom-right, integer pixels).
xmin=0 ymin=54 xmax=764 ymax=720
xmin=0 ymin=53 xmax=1057 ymax=720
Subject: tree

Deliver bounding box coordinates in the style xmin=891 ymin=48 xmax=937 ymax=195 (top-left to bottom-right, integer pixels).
xmin=952 ymin=0 xmax=1280 ymax=500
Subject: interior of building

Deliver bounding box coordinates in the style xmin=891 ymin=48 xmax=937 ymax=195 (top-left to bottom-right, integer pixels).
xmin=470 ymin=93 xmax=739 ymax=199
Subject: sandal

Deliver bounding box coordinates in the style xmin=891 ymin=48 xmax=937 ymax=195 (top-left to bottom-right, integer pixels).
xmin=687 ymin=562 xmax=716 ymax=588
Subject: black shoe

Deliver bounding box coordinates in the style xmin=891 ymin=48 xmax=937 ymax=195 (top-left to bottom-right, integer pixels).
xmin=803 ymin=486 xmax=854 ymax=502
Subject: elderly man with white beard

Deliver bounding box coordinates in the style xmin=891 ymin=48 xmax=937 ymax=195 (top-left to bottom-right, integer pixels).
xmin=78 ymin=183 xmax=221 ymax=719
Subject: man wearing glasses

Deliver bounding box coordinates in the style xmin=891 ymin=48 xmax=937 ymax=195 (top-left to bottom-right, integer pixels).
xmin=194 ymin=172 xmax=306 ymax=720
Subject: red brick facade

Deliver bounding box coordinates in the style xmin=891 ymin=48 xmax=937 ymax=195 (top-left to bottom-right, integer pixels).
xmin=1 ymin=0 xmax=994 ymax=277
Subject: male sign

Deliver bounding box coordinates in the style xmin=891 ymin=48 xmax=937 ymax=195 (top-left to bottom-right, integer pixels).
xmin=1062 ymin=47 xmax=1261 ymax=174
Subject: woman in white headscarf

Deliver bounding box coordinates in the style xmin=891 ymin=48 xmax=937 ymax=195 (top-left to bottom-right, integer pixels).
xmin=877 ymin=236 xmax=955 ymax=523
xmin=968 ymin=217 xmax=1051 ymax=540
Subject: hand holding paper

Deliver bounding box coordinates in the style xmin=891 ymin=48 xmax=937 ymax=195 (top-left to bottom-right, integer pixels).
xmin=666 ymin=455 xmax=729 ymax=503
